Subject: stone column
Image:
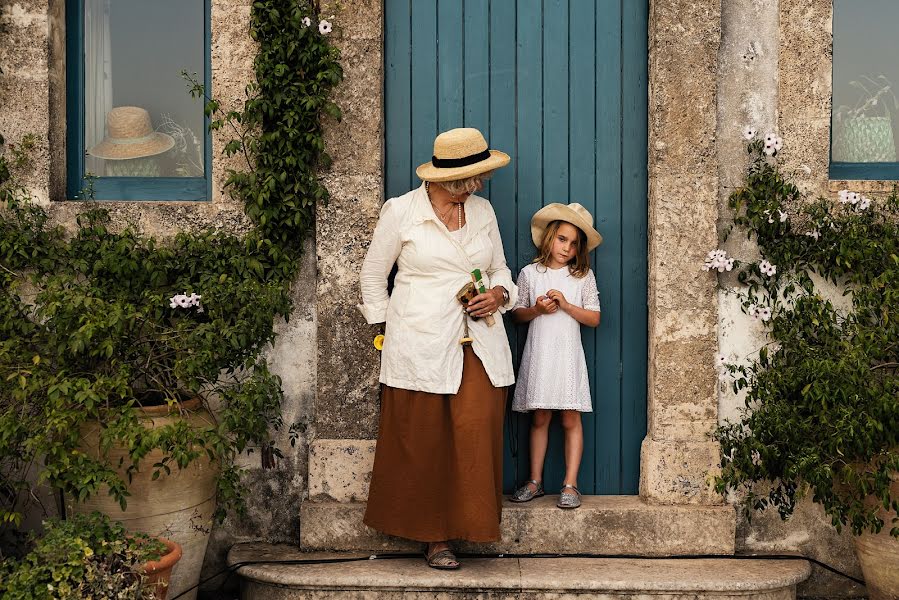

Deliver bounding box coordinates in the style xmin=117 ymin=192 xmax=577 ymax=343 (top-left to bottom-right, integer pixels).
xmin=315 ymin=0 xmax=384 ymax=441
xmin=0 ymin=0 xmax=59 ymax=206
xmin=640 ymin=0 xmax=724 ymax=505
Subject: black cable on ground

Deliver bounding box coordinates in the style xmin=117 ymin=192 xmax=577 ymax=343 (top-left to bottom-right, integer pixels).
xmin=169 ymin=550 xmax=864 ymax=599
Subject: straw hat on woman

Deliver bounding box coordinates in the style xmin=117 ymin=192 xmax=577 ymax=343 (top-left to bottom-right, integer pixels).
xmin=358 ymin=128 xmax=517 ymax=569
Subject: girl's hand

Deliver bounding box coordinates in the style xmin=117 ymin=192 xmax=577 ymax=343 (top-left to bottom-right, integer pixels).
xmin=546 ymin=289 xmax=570 ymax=311
xmin=534 ymin=295 xmax=558 ymax=315
xmin=467 ymin=287 xmax=503 ymax=318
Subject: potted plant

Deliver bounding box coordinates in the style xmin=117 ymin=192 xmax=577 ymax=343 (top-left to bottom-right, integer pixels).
xmin=0 ymin=164 xmax=285 ymax=599
xmin=833 ymin=74 xmax=899 ymax=163
xmin=714 ymin=131 xmax=899 ymax=600
xmin=0 ymin=512 xmax=181 ymax=600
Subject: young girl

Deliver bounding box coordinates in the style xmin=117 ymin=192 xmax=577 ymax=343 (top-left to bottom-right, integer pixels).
xmin=510 ymin=202 xmax=602 ymax=509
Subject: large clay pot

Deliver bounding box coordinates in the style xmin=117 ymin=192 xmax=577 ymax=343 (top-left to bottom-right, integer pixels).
xmin=70 ymin=398 xmax=218 ymax=600
xmin=144 ymin=537 xmax=183 ymax=600
xmin=852 ymin=476 xmax=899 ymax=600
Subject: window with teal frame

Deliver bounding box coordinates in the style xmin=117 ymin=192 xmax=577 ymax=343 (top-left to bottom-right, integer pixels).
xmin=831 ymin=0 xmax=899 ymax=180
xmin=66 ymin=0 xmax=212 ymax=201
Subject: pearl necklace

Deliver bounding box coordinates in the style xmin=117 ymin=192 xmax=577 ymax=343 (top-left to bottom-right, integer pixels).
xmin=426 ymin=181 xmax=463 ymax=230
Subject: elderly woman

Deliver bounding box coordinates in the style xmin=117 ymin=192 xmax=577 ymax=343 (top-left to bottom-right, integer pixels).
xmin=358 ymin=128 xmax=517 ymax=569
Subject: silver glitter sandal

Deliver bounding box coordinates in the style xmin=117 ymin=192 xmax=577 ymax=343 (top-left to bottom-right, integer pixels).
xmin=557 ymin=484 xmax=581 ymax=509
xmin=510 ymin=479 xmax=544 ymax=502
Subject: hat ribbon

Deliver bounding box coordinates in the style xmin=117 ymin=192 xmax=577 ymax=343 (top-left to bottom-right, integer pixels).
xmin=103 ymin=133 xmax=161 ymax=146
xmin=431 ymin=148 xmax=491 ymax=168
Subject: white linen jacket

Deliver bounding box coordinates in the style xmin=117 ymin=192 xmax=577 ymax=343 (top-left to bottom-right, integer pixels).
xmin=358 ymin=184 xmax=518 ymax=394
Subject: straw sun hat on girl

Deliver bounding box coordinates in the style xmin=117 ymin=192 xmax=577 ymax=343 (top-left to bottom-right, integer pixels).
xmin=416 ymin=127 xmax=510 ymax=182
xmin=531 ymin=202 xmax=603 ymax=251
xmin=87 ymin=106 xmax=175 ymax=160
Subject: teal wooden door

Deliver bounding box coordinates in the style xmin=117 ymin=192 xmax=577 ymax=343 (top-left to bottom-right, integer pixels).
xmin=384 ymin=0 xmax=648 ymax=495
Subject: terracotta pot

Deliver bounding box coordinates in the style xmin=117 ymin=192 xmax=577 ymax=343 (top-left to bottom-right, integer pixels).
xmin=852 ymin=475 xmax=899 ymax=600
xmin=143 ymin=537 xmax=183 ymax=600
xmin=70 ymin=397 xmax=219 ymax=600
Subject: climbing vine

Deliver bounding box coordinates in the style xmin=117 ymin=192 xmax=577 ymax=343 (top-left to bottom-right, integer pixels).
xmin=0 ymin=0 xmax=342 ymax=526
xmin=713 ymin=131 xmax=899 ymax=537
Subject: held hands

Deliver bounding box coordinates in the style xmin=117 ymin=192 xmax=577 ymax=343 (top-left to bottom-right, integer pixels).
xmin=467 ymin=287 xmax=505 ymax=318
xmin=545 ymin=289 xmax=570 ymax=311
xmin=534 ymin=289 xmax=569 ymax=315
xmin=534 ymin=295 xmax=558 ymax=315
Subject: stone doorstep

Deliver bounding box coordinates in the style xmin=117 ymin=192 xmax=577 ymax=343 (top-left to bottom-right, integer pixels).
xmin=229 ymin=543 xmax=812 ymax=599
xmin=299 ymin=496 xmax=737 ymax=555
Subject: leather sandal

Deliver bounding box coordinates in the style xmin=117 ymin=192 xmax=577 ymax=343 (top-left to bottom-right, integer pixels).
xmin=557 ymin=484 xmax=581 ymax=509
xmin=425 ymin=546 xmax=460 ymax=570
xmin=510 ymin=479 xmax=544 ymax=503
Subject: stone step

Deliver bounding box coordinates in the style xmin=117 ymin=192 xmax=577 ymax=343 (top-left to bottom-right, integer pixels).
xmin=229 ymin=543 xmax=811 ymax=600
xmin=299 ymin=495 xmax=736 ymax=555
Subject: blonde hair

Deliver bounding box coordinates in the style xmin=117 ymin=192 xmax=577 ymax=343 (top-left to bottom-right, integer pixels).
xmin=435 ymin=170 xmax=495 ymax=196
xmin=533 ymin=220 xmax=591 ymax=278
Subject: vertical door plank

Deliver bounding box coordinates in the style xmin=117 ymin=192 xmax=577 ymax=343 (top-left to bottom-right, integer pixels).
xmin=385 ymin=0 xmax=413 ymax=198
xmin=540 ymin=0 xmax=571 ymax=487
xmin=464 ymin=0 xmax=490 ymax=195
xmin=488 ymin=0 xmax=522 ymax=492
xmin=593 ymin=0 xmax=623 ymax=494
xmin=569 ymin=0 xmax=598 ymax=494
xmin=512 ymin=0 xmax=544 ymax=488
xmin=411 ymin=2 xmax=438 ymax=185
xmin=620 ymin=0 xmax=649 ymax=495
xmin=438 ymin=0 xmax=465 ymax=132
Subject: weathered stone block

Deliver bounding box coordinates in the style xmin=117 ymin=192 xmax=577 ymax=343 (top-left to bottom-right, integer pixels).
xmin=639 ymin=437 xmax=722 ymax=505
xmin=307 ymin=439 xmax=376 ymax=502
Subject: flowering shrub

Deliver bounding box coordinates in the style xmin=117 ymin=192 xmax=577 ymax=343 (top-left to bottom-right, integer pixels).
xmin=714 ymin=130 xmax=899 ymax=537
xmin=0 ymin=512 xmax=166 ymax=600
xmin=0 ymin=0 xmax=341 ymax=527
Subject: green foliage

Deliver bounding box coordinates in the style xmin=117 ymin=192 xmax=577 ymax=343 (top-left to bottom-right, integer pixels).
xmin=0 ymin=0 xmax=341 ymax=528
xmin=0 ymin=512 xmax=166 ymax=600
xmin=715 ymin=137 xmax=899 ymax=537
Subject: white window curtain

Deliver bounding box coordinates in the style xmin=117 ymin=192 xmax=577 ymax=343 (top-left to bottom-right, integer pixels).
xmin=84 ymin=0 xmax=112 ymax=177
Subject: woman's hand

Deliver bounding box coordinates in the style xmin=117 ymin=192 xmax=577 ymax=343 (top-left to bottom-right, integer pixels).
xmin=467 ymin=287 xmax=505 ymax=318
xmin=546 ymin=289 xmax=570 ymax=311
xmin=534 ymin=295 xmax=558 ymax=315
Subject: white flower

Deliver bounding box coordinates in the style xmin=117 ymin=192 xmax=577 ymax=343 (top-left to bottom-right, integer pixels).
xmin=704 ymin=249 xmax=735 ymax=272
xmin=838 ymin=189 xmax=851 ymax=204
xmin=742 ymin=126 xmax=757 ymax=140
xmin=751 ymin=450 xmax=762 ymax=466
xmin=319 ymin=19 xmax=332 ymax=34
xmin=725 ymin=447 xmax=736 ymax=463
xmin=763 ymin=143 xmax=776 ymax=156
xmin=773 ymin=137 xmax=783 ymax=151
xmin=302 ymin=16 xmax=311 ymax=27
xmin=169 ymin=292 xmax=203 ymax=310
xmin=778 ymin=210 xmax=788 ymax=223
xmin=858 ymin=196 xmax=872 ymax=210
xmin=805 ymin=229 xmax=820 ymax=241
xmin=764 ymin=133 xmax=777 ymax=145
xmin=759 ymin=260 xmax=777 ymax=276
xmin=758 ymin=307 xmax=772 ymax=322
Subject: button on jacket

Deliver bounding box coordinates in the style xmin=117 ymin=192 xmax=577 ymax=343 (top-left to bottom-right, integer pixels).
xmin=358 ymin=184 xmax=518 ymax=394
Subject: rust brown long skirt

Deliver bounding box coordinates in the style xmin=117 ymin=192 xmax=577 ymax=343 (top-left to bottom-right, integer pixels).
xmin=363 ymin=346 xmax=507 ymax=543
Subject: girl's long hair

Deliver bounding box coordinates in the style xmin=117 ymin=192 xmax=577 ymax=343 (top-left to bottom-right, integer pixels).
xmin=533 ymin=220 xmax=591 ymax=278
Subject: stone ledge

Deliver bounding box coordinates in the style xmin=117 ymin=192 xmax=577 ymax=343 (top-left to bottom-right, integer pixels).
xmin=229 ymin=543 xmax=810 ymax=599
xmin=300 ymin=496 xmax=736 ymax=555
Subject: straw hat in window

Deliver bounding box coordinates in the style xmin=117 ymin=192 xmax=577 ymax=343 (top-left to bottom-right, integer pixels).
xmin=87 ymin=106 xmax=175 ymax=160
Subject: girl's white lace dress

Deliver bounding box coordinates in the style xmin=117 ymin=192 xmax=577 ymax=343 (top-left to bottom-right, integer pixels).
xmin=511 ymin=263 xmax=601 ymax=412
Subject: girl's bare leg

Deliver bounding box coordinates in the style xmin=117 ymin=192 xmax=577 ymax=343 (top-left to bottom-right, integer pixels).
xmin=560 ymin=410 xmax=583 ymax=487
xmin=527 ymin=409 xmax=553 ymax=490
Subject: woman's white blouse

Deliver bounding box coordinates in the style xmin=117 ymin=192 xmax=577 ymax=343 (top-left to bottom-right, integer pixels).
xmin=358 ymin=184 xmax=518 ymax=394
